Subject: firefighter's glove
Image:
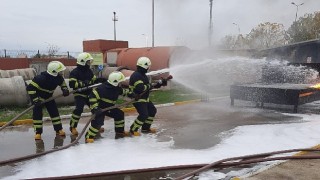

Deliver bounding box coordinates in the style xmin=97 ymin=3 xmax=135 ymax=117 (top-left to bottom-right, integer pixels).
xmin=92 ymin=107 xmax=103 ymax=117
xmin=147 ymin=84 xmax=153 ymax=91
xmin=33 ymin=99 xmax=43 ymax=107
xmin=84 ymin=80 xmax=91 ymax=86
xmin=128 ymin=92 xmax=140 ymax=101
xmin=62 ymin=89 xmax=70 ymax=97
xmin=95 ymin=77 xmax=107 ymax=83
xmin=161 ymin=78 xmax=168 ymax=86
xmin=153 ymin=80 xmax=163 ymax=89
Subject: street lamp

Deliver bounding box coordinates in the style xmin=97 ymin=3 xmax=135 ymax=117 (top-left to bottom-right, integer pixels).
xmin=142 ymin=34 xmax=149 ymax=47
xmin=112 ymin=12 xmax=118 ymax=41
xmin=232 ymin=23 xmax=240 ymax=34
xmin=291 ymin=2 xmax=304 ymax=22
xmin=152 ymin=0 xmax=155 ymax=47
xmin=208 ymin=0 xmax=213 ymax=46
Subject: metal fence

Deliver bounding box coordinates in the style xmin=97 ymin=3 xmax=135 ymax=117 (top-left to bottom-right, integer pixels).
xmin=0 ymin=49 xmax=80 ymax=59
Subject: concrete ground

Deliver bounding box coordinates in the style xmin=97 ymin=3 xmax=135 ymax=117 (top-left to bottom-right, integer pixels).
xmin=1 ymin=97 xmax=320 ymax=179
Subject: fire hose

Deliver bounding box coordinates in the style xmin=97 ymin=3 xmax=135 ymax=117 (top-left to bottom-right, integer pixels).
xmin=0 ymin=70 xmax=170 ymax=131
xmin=174 ymin=147 xmax=320 ymax=180
xmin=0 ymin=75 xmax=173 ymax=166
xmin=0 ymin=83 xmax=102 ymax=131
xmin=0 ymin=98 xmax=134 ymax=166
xmin=18 ymin=147 xmax=320 ymax=180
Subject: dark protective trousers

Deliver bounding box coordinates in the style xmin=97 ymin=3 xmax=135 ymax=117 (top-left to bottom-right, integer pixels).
xmin=33 ymin=100 xmax=62 ymax=134
xmin=87 ymin=108 xmax=125 ymax=138
xmin=70 ymin=96 xmax=90 ymax=128
xmin=130 ymin=101 xmax=157 ymax=132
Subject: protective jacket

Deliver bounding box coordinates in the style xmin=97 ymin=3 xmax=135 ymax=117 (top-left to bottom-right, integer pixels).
xmin=27 ymin=71 xmax=68 ymax=102
xmin=85 ymin=82 xmax=131 ymax=139
xmin=129 ymin=67 xmax=152 ymax=102
xmin=26 ymin=71 xmax=67 ymax=134
xmin=69 ymin=65 xmax=96 ymax=97
xmin=89 ymin=82 xmax=131 ymax=109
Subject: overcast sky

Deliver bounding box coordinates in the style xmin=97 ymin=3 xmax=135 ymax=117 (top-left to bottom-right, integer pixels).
xmin=1 ymin=0 xmax=319 ymax=52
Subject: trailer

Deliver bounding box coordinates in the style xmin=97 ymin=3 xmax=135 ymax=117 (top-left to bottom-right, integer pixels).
xmin=230 ymin=83 xmax=320 ymax=113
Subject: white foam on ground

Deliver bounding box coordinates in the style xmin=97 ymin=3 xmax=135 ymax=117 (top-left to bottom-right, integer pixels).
xmin=2 ymin=113 xmax=320 ymax=180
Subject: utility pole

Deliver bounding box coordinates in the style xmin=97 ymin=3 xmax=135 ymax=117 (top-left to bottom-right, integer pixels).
xmin=152 ymin=0 xmax=155 ymax=47
xmin=208 ymin=0 xmax=213 ymax=47
xmin=112 ymin=12 xmax=118 ymax=41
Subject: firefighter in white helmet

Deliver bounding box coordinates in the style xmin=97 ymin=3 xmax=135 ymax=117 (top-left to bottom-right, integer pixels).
xmin=85 ymin=71 xmax=132 ymax=143
xmin=26 ymin=61 xmax=70 ymax=140
xmin=68 ymin=52 xmax=107 ymax=136
xmin=128 ymin=57 xmax=167 ymax=136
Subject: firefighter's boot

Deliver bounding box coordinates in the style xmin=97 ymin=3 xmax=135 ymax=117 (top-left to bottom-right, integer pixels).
xmin=141 ymin=128 xmax=157 ymax=134
xmin=130 ymin=130 xmax=141 ymax=137
xmin=34 ymin=134 xmax=42 ymax=140
xmin=115 ymin=131 xmax=131 ymax=139
xmin=56 ymin=129 xmax=66 ymax=136
xmin=70 ymin=127 xmax=78 ymax=136
xmin=85 ymin=132 xmax=95 ymax=143
xmin=85 ymin=138 xmax=94 ymax=143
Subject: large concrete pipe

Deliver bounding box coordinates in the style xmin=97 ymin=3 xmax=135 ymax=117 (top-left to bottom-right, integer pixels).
xmin=0 ymin=68 xmax=36 ymax=80
xmin=0 ymin=77 xmax=75 ymax=107
xmin=0 ymin=70 xmax=9 ymax=78
xmin=53 ymin=79 xmax=75 ymax=105
xmin=63 ymin=66 xmax=76 ymax=79
xmin=17 ymin=68 xmax=36 ymax=80
xmin=0 ymin=76 xmax=29 ymax=106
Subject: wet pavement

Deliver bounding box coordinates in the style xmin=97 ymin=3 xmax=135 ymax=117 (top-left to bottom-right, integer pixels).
xmin=1 ymin=96 xmax=320 ymax=179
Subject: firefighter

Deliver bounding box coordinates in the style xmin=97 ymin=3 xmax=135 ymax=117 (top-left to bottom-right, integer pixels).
xmin=128 ymin=57 xmax=167 ymax=136
xmin=68 ymin=52 xmax=106 ymax=136
xmin=27 ymin=61 xmax=70 ymax=140
xmin=85 ymin=71 xmax=132 ymax=143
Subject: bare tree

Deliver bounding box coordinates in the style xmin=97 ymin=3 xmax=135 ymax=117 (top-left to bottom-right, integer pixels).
xmin=46 ymin=43 xmax=60 ymax=58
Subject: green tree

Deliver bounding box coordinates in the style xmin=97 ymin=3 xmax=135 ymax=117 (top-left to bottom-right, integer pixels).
xmin=220 ymin=34 xmax=249 ymax=49
xmin=287 ymin=11 xmax=320 ymax=43
xmin=220 ymin=35 xmax=237 ymax=49
xmin=246 ymin=22 xmax=287 ymax=49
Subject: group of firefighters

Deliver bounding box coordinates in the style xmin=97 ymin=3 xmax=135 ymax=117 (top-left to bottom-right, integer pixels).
xmin=26 ymin=52 xmax=168 ymax=143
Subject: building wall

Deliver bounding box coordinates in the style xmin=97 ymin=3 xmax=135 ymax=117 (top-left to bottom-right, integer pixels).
xmin=0 ymin=58 xmax=76 ymax=70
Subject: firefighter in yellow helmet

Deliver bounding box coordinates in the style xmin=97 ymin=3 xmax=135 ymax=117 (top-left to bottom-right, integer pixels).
xmin=128 ymin=57 xmax=167 ymax=136
xmin=26 ymin=61 xmax=70 ymax=140
xmin=68 ymin=52 xmax=106 ymax=136
xmin=85 ymin=71 xmax=132 ymax=143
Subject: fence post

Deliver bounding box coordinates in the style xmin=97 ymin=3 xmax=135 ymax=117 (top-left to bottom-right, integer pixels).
xmin=37 ymin=50 xmax=40 ymax=58
xmin=67 ymin=51 xmax=70 ymax=59
xmin=4 ymin=49 xmax=6 ymax=57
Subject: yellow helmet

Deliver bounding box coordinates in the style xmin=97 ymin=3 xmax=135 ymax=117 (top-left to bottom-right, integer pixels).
xmin=137 ymin=57 xmax=151 ymax=70
xmin=77 ymin=52 xmax=93 ymax=66
xmin=108 ymin=71 xmax=125 ymax=86
xmin=47 ymin=61 xmax=66 ymax=76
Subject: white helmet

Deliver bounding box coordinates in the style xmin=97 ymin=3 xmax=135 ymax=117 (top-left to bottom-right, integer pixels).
xmin=47 ymin=61 xmax=66 ymax=76
xmin=137 ymin=57 xmax=151 ymax=70
xmin=77 ymin=52 xmax=93 ymax=66
xmin=108 ymin=71 xmax=125 ymax=86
